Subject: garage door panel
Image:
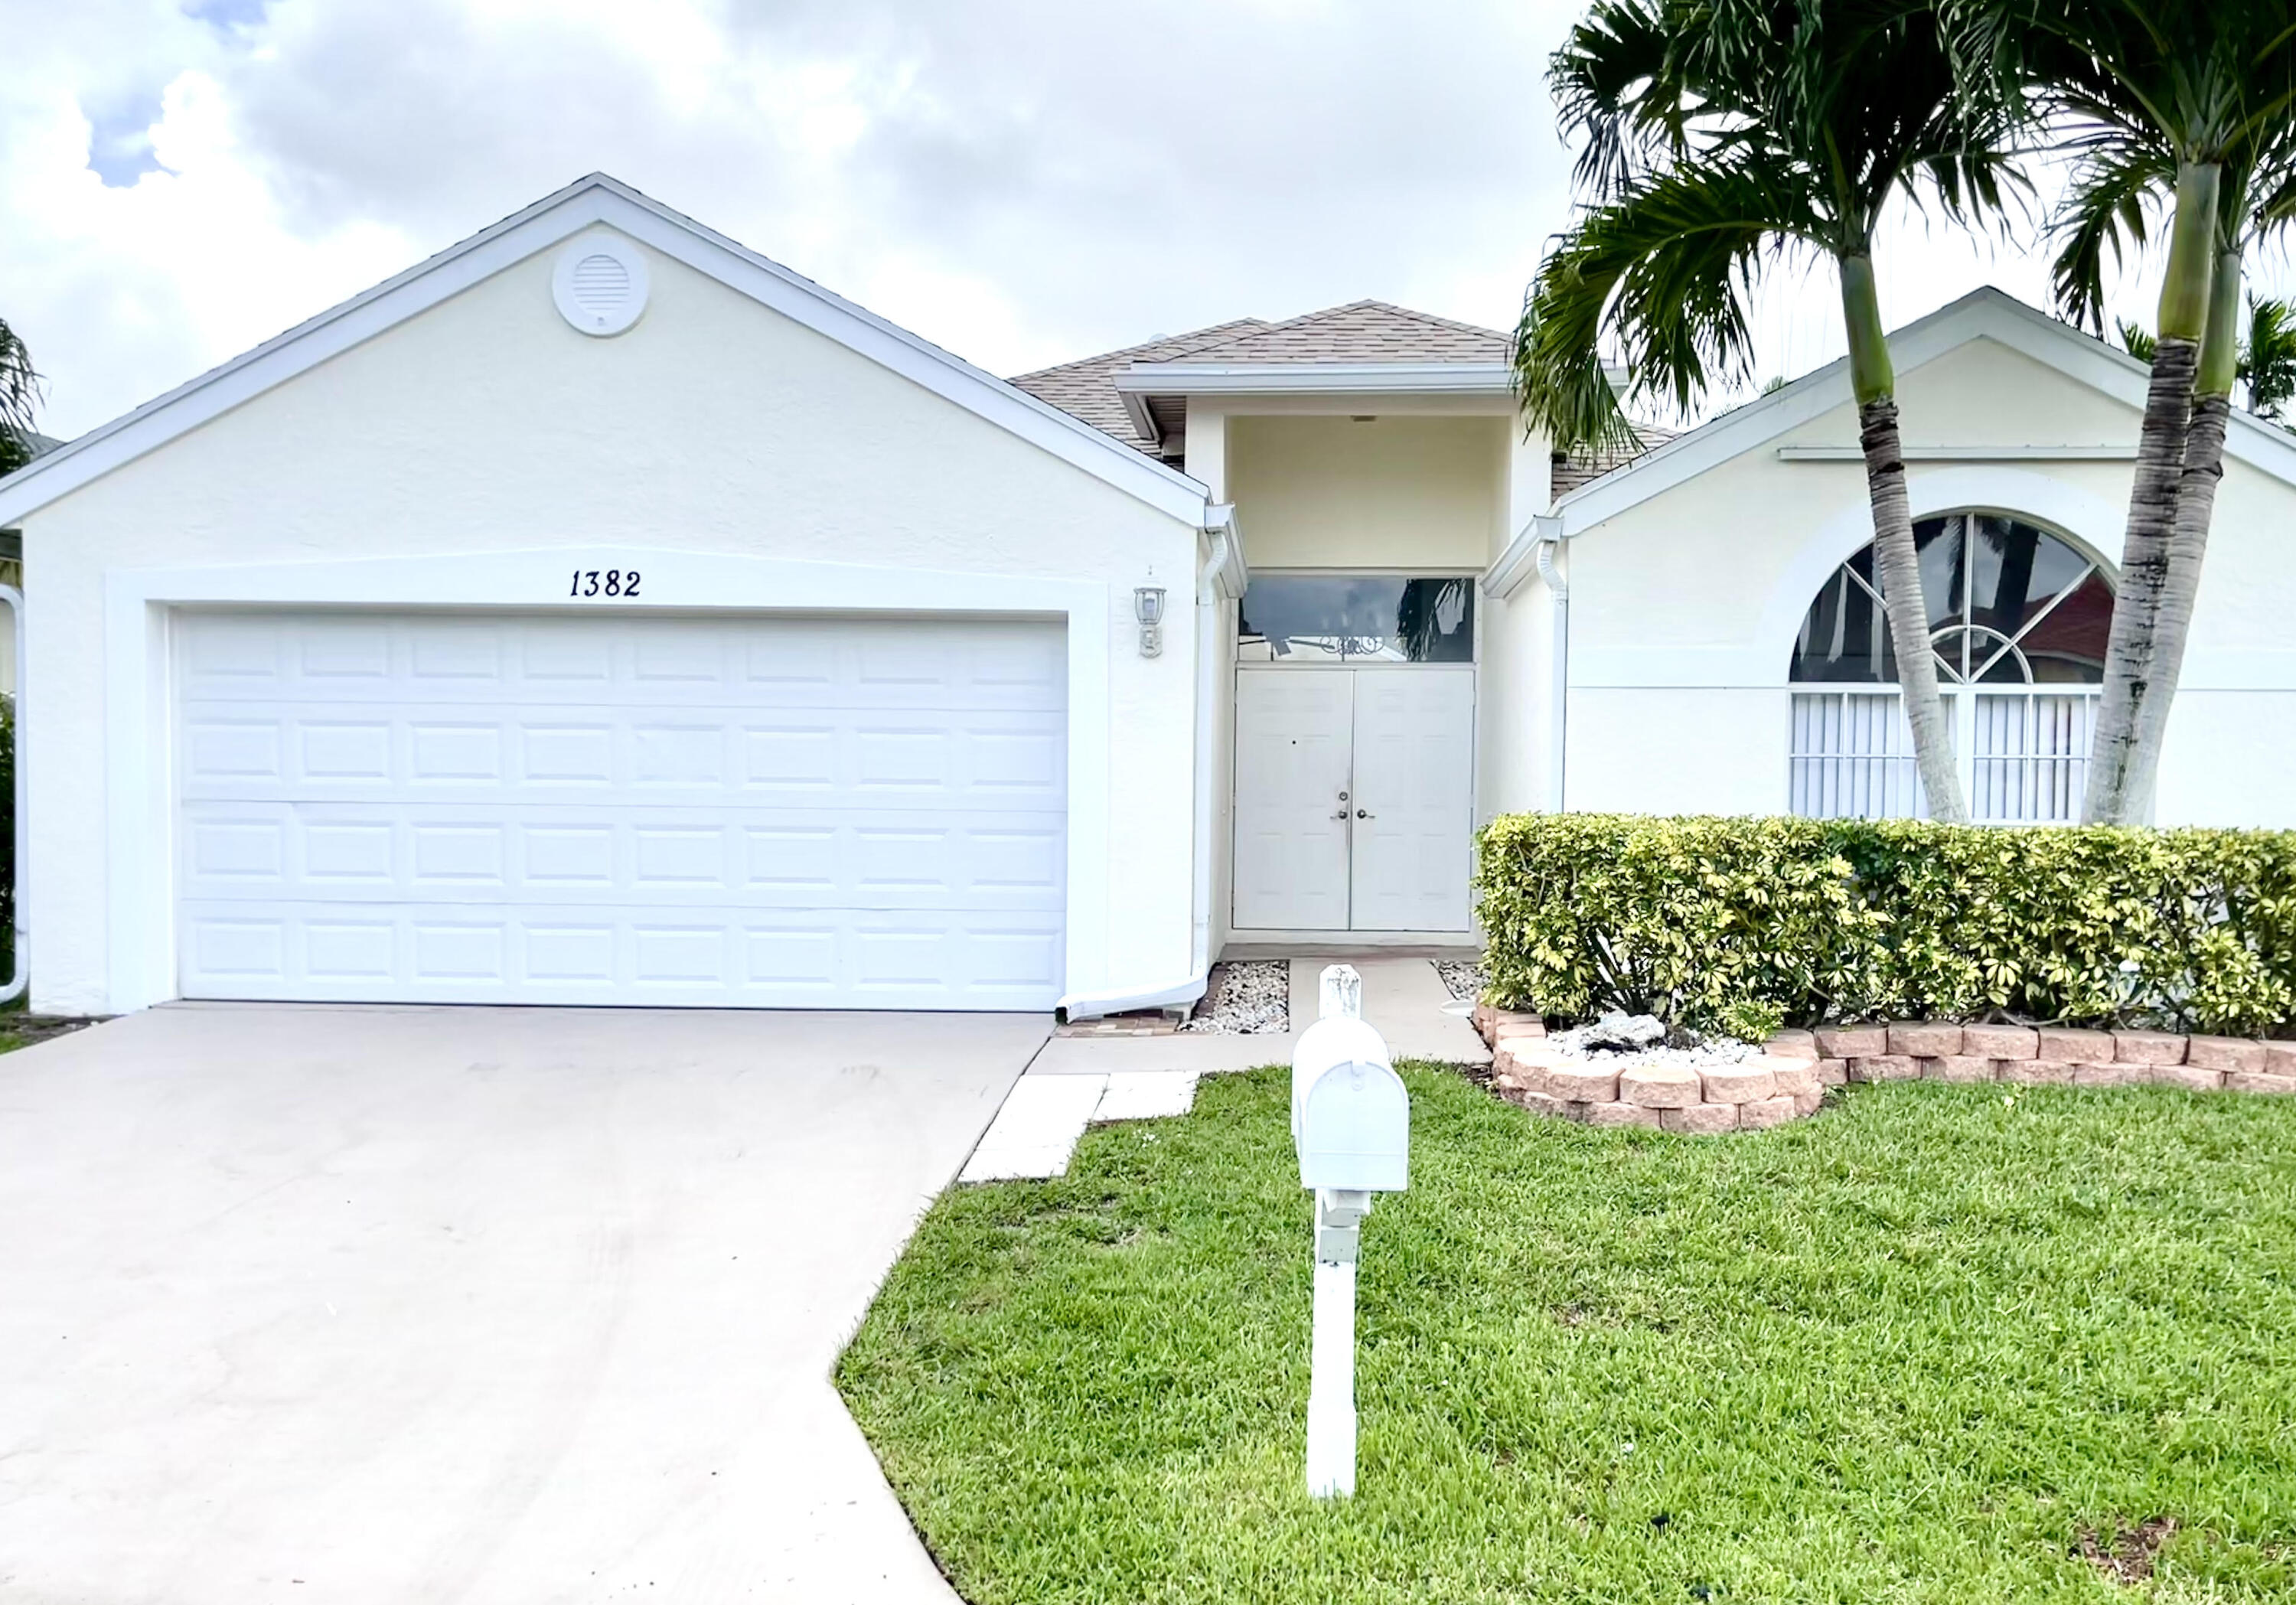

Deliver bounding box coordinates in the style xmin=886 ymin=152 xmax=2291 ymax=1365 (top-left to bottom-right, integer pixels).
xmin=179 ymin=903 xmax=1065 ymax=1006
xmin=181 ymin=803 xmax=1064 ymax=909
xmin=177 ymin=609 xmax=1068 ymax=1008
xmin=178 ymin=614 xmax=1068 ymax=713
xmin=178 ymin=704 xmax=1065 ymax=807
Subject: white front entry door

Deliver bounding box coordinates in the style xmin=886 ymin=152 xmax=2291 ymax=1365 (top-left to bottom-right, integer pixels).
xmin=174 ymin=609 xmax=1068 ymax=1010
xmin=1231 ymin=670 xmax=1355 ymax=930
xmin=1231 ymin=666 xmax=1475 ymax=932
xmin=1349 ymin=667 xmax=1477 ymax=931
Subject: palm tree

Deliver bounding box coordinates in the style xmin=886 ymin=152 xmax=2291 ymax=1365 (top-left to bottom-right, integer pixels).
xmin=0 ymin=317 xmax=36 ymax=478
xmin=1514 ymin=0 xmax=2023 ymax=824
xmin=2026 ymin=0 xmax=2296 ymax=820
xmin=2240 ymin=296 xmax=2296 ymax=421
xmin=2118 ymin=295 xmax=2296 ymax=421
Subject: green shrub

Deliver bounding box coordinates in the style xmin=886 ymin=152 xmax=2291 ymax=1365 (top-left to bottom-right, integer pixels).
xmin=1475 ymin=814 xmax=2296 ymax=1039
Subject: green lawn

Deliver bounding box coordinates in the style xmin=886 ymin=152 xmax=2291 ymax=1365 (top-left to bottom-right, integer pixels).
xmin=837 ymin=1068 xmax=2296 ymax=1604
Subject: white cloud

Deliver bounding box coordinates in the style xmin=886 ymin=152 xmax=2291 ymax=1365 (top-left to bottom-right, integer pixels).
xmin=0 ymin=0 xmax=2276 ymax=441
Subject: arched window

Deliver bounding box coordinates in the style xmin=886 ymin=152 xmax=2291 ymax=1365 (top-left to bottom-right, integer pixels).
xmin=1787 ymin=514 xmax=2114 ymax=822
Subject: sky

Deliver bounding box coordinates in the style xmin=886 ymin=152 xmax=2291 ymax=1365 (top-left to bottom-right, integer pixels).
xmin=2 ymin=0 xmax=2272 ymax=443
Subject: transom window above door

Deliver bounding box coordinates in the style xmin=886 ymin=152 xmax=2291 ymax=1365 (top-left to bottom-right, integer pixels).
xmin=1238 ymin=575 xmax=1476 ymax=662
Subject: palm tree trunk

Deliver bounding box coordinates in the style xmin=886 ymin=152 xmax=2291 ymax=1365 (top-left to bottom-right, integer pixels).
xmin=2085 ymin=161 xmax=2219 ymax=824
xmin=2126 ymin=244 xmax=2242 ymax=818
xmin=1841 ymin=253 xmax=1965 ymax=822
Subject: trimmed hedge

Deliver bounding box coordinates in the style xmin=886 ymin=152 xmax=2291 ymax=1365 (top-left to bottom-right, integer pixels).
xmin=1475 ymin=814 xmax=2296 ymax=1041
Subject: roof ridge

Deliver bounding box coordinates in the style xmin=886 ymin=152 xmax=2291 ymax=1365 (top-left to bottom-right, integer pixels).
xmin=1251 ymin=298 xmax=1509 ymax=342
xmin=1010 ymin=317 xmax=1268 ymax=383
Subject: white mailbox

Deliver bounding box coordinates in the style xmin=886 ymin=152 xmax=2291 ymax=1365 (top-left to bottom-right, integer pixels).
xmin=1288 ymin=964 xmax=1411 ymax=1500
xmin=1292 ymin=1021 xmax=1410 ymax=1193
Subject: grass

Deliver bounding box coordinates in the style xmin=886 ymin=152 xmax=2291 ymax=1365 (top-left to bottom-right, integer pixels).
xmin=836 ymin=1068 xmax=2296 ymax=1604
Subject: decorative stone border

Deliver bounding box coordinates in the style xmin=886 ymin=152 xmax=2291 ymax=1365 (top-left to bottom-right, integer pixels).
xmin=1471 ymin=1009 xmax=2296 ymax=1134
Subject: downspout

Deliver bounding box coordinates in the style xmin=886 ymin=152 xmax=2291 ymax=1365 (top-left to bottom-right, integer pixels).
xmin=0 ymin=579 xmax=24 ymax=1003
xmin=1058 ymin=506 xmax=1241 ymax=1023
xmin=1533 ymin=536 xmax=1569 ymax=814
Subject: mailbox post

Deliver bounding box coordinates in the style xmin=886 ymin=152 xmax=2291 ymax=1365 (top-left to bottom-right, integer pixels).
xmin=1290 ymin=964 xmax=1409 ymax=1499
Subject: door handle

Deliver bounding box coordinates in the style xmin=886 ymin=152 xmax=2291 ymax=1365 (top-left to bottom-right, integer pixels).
xmin=1356 ymin=809 xmax=1373 ymax=819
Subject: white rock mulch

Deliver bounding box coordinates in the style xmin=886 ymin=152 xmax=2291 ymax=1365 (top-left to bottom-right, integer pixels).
xmin=1436 ymin=960 xmax=1486 ymax=1003
xmin=1546 ymin=1010 xmax=1755 ymax=1068
xmin=1180 ymin=960 xmax=1290 ymax=1034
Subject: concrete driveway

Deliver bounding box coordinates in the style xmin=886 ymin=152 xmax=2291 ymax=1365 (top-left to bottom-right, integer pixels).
xmin=0 ymin=1003 xmax=1045 ymax=1603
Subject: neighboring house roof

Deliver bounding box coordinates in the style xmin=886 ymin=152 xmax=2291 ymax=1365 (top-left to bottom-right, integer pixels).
xmin=1013 ymin=300 xmax=1515 ymax=458
xmin=1551 ymin=422 xmax=1679 ymax=497
xmin=0 ymin=174 xmax=1214 ymax=530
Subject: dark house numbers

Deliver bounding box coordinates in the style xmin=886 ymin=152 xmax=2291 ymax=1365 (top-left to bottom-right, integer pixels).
xmin=569 ymin=568 xmax=640 ymax=599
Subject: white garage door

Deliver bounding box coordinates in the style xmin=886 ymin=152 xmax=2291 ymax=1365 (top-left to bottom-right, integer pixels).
xmin=174 ymin=610 xmax=1068 ymax=1009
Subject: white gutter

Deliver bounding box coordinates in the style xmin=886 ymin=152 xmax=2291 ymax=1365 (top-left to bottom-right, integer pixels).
xmin=1532 ymin=537 xmax=1570 ymax=814
xmin=1482 ymin=512 xmax=1572 ymax=813
xmin=0 ymin=583 xmax=24 ymax=1003
xmin=1117 ymin=362 xmax=1515 ymax=395
xmin=1060 ymin=504 xmax=1247 ymax=1023
xmin=1110 ymin=364 xmax=1516 ymax=444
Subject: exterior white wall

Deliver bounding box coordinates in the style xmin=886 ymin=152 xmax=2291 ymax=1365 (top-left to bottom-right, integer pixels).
xmin=1476 ymin=422 xmax=1558 ymax=821
xmin=20 ymin=229 xmax=1202 ymax=1014
xmin=1561 ymin=334 xmax=2296 ymax=824
xmin=1228 ymin=414 xmax=1505 ymax=569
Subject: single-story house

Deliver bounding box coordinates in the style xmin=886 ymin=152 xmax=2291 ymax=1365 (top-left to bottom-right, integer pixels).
xmin=3 ymin=173 xmax=2293 ymax=1020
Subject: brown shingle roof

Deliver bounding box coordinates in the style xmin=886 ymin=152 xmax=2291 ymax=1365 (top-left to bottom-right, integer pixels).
xmin=1010 ymin=318 xmax=1268 ymax=456
xmin=1009 ymin=301 xmax=1514 ymax=459
xmin=1169 ymin=300 xmax=1511 ymax=364
xmin=1551 ymin=422 xmax=1679 ymax=497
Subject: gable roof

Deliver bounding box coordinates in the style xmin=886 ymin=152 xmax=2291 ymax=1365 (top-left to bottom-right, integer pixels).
xmin=1014 ymin=299 xmax=1517 ymax=456
xmin=1551 ymin=285 xmax=2296 ymax=537
xmin=0 ymin=173 xmax=1213 ymax=529
xmin=1482 ymin=285 xmax=2296 ymax=598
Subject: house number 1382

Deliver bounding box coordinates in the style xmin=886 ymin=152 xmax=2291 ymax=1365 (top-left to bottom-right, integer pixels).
xmin=569 ymin=569 xmax=640 ymax=598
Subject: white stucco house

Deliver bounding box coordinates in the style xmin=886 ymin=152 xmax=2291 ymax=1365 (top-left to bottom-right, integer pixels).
xmin=5 ymin=173 xmax=2295 ymax=1020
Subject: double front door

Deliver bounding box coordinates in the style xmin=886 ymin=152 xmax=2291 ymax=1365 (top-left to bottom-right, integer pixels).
xmin=1231 ymin=666 xmax=1475 ymax=931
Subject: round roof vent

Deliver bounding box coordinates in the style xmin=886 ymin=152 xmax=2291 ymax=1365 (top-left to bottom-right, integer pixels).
xmin=552 ymin=236 xmax=648 ymax=337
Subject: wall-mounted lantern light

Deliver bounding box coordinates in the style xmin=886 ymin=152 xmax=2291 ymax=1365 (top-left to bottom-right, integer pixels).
xmin=1135 ymin=586 xmax=1166 ymax=657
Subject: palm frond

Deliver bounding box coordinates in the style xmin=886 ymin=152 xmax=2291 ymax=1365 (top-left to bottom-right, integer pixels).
xmin=1550 ymin=0 xmax=1689 ymax=201
xmin=2241 ymin=295 xmax=2296 ymax=418
xmin=2117 ymin=319 xmax=2157 ymax=364
xmin=0 ymin=318 xmax=38 ymax=473
xmin=2050 ymin=141 xmax=2170 ymax=329
xmin=1515 ymin=158 xmax=1820 ymax=451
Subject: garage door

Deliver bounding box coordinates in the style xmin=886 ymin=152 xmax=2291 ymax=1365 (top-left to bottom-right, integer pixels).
xmin=174 ymin=610 xmax=1068 ymax=1009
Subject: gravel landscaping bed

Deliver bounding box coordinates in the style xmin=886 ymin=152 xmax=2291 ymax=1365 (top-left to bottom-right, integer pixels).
xmin=1435 ymin=959 xmax=1485 ymax=1003
xmin=1180 ymin=960 xmax=1289 ymax=1034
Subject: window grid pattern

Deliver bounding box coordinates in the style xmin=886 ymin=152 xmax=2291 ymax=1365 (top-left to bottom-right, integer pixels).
xmin=1789 ymin=514 xmax=2112 ymax=825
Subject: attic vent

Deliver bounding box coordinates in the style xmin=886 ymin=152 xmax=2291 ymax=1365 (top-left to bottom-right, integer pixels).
xmin=551 ymin=235 xmax=649 ymax=337
xmin=570 ymin=254 xmax=630 ymax=317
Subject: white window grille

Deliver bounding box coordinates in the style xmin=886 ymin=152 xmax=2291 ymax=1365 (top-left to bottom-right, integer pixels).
xmin=1786 ymin=514 xmax=2111 ymax=825
xmin=1791 ymin=687 xmax=2097 ymax=824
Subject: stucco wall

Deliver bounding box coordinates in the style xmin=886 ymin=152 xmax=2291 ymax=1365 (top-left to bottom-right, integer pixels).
xmin=20 ymin=227 xmax=1203 ymax=1013
xmin=1228 ymin=414 xmax=1505 ymax=569
xmin=1563 ymin=334 xmax=2296 ymax=823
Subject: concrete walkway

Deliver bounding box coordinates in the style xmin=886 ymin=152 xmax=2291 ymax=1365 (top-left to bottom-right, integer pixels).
xmin=970 ymin=957 xmax=1486 ymax=1182
xmin=0 ymin=1003 xmax=1045 ymax=1604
